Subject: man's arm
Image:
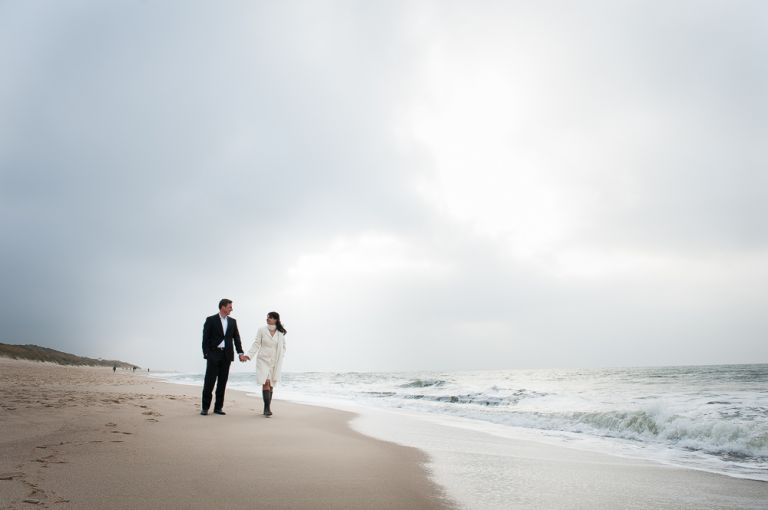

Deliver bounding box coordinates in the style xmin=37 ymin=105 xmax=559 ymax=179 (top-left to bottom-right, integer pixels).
xmin=233 ymin=319 xmax=244 ymax=355
xmin=202 ymin=317 xmax=212 ymax=359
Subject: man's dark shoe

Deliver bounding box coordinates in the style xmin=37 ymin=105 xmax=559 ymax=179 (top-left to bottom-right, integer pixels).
xmin=200 ymin=409 xmax=208 ymax=416
xmin=213 ymin=409 xmax=226 ymax=415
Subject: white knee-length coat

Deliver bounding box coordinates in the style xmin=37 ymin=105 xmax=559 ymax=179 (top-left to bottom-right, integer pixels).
xmin=247 ymin=326 xmax=286 ymax=386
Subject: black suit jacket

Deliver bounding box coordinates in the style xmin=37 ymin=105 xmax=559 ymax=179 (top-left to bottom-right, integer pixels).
xmin=202 ymin=314 xmax=244 ymax=362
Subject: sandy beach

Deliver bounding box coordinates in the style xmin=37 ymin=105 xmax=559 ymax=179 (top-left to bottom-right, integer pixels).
xmin=3 ymin=358 xmax=767 ymax=510
xmin=0 ymin=358 xmax=454 ymax=509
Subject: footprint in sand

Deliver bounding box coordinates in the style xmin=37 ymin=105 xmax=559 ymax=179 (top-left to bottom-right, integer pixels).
xmin=34 ymin=454 xmax=67 ymax=465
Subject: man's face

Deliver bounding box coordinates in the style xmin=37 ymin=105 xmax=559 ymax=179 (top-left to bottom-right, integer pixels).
xmin=220 ymin=303 xmax=233 ymax=317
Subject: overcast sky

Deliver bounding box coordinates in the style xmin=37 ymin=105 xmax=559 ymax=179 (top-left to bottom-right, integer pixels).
xmin=1 ymin=1 xmax=766 ymax=373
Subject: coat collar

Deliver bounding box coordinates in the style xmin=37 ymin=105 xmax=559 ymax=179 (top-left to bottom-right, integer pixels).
xmin=262 ymin=325 xmax=280 ymax=338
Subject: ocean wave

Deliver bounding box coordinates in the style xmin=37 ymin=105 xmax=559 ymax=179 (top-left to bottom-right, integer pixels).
xmin=399 ymin=378 xmax=448 ymax=388
xmin=403 ymin=393 xmax=507 ymax=406
xmin=498 ymin=409 xmax=768 ymax=461
xmin=396 ymin=389 xmax=548 ymax=407
xmin=362 ymin=391 xmax=397 ymax=397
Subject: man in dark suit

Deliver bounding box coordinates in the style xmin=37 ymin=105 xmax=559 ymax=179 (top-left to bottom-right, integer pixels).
xmin=201 ymin=298 xmax=245 ymax=415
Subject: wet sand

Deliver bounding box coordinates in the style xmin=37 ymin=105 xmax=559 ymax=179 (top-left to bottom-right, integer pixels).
xmin=0 ymin=358 xmax=454 ymax=509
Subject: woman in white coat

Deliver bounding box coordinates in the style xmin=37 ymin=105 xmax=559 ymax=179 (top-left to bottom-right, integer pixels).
xmin=244 ymin=311 xmax=286 ymax=417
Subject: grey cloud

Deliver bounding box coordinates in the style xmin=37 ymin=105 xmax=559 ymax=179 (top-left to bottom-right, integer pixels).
xmin=1 ymin=1 xmax=766 ymax=371
xmin=1 ymin=1 xmax=432 ymax=359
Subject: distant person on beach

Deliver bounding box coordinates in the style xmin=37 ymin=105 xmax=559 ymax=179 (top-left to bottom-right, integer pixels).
xmin=242 ymin=311 xmax=287 ymax=417
xmin=200 ymin=298 xmax=245 ymax=416
xmin=112 ymin=365 xmax=116 ymax=373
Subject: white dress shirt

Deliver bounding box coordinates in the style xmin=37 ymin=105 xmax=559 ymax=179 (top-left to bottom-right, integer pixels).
xmin=217 ymin=314 xmax=228 ymax=348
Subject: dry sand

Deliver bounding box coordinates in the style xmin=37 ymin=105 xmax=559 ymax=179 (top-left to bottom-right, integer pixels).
xmin=0 ymin=358 xmax=454 ymax=510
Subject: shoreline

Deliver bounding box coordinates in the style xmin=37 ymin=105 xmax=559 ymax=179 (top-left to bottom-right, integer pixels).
xmin=0 ymin=358 xmax=455 ymax=509
xmin=150 ymin=369 xmax=768 ymax=509
xmin=155 ymin=369 xmax=768 ymax=483
xmin=346 ymin=403 xmax=768 ymax=510
xmin=282 ymin=394 xmax=768 ymax=481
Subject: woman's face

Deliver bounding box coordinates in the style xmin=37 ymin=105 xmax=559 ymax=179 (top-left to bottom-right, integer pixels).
xmin=266 ymin=316 xmax=277 ymax=326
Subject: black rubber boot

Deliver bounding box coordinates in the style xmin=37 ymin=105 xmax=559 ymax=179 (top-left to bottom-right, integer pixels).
xmin=262 ymin=389 xmax=272 ymax=416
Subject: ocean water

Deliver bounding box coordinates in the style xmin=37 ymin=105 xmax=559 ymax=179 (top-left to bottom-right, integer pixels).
xmin=153 ymin=364 xmax=768 ymax=482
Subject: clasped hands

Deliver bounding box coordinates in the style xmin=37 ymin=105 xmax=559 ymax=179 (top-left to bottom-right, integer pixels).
xmin=238 ymin=354 xmax=251 ymax=363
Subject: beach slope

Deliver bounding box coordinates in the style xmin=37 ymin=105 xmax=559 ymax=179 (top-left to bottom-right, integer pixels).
xmin=0 ymin=358 xmax=454 ymax=509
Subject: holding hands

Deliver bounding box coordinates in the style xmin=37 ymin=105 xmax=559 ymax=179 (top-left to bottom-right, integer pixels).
xmin=239 ymin=354 xmax=250 ymax=362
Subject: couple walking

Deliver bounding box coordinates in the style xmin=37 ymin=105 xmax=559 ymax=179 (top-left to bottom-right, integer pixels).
xmin=201 ymin=298 xmax=287 ymax=417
